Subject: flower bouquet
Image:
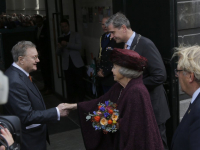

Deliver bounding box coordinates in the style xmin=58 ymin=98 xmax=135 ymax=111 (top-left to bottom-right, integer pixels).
xmin=86 ymin=100 xmax=119 ymax=133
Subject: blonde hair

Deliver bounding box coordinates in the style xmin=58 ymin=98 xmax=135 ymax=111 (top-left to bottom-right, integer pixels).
xmin=173 ymin=45 xmax=200 ymax=82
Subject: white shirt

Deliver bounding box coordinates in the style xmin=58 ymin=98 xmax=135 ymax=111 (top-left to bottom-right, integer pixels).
xmin=106 ymin=33 xmax=110 ymax=38
xmin=37 ymin=25 xmax=43 ymax=40
xmin=125 ymin=32 xmax=136 ymax=49
xmin=191 ymin=87 xmax=200 ymax=104
xmin=63 ymin=31 xmax=71 ymax=36
xmin=12 ymin=62 xmax=61 ymax=129
xmin=12 ymin=62 xmax=29 ymax=77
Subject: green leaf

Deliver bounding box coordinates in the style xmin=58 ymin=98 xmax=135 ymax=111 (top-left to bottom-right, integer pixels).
xmin=86 ymin=116 xmax=91 ymax=120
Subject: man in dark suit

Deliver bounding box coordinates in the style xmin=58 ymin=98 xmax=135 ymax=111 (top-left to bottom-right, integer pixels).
xmin=4 ymin=41 xmax=72 ymax=150
xmin=35 ymin=15 xmax=52 ymax=94
xmin=57 ymin=19 xmax=85 ymax=102
xmin=97 ymin=16 xmax=123 ymax=94
xmin=171 ymin=45 xmax=200 ymax=150
xmin=106 ymin=12 xmax=170 ymax=150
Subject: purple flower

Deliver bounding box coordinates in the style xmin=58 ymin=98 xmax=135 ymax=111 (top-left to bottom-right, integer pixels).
xmin=104 ymin=112 xmax=110 ymax=118
xmin=100 ymin=107 xmax=105 ymax=112
xmin=93 ymin=111 xmax=96 ymax=115
xmin=105 ymin=101 xmax=109 ymax=106
xmin=95 ymin=125 xmax=101 ymax=130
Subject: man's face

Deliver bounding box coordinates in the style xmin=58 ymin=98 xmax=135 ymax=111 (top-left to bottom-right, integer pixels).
xmin=107 ymin=23 xmax=124 ymax=43
xmin=177 ymin=66 xmax=190 ymax=94
xmin=61 ymin=22 xmax=70 ymax=34
xmin=101 ymin=18 xmax=108 ymax=33
xmin=21 ymin=47 xmax=40 ymax=73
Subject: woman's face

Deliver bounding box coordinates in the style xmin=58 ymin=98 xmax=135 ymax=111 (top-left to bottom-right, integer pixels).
xmin=112 ymin=64 xmax=124 ymax=82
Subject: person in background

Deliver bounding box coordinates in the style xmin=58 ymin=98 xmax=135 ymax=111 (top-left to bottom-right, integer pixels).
xmin=97 ymin=16 xmax=123 ymax=94
xmin=35 ymin=15 xmax=52 ymax=95
xmin=3 ymin=41 xmax=71 ymax=150
xmin=56 ymin=19 xmax=85 ymax=102
xmin=171 ymin=45 xmax=200 ymax=150
xmin=105 ymin=12 xmax=170 ymax=150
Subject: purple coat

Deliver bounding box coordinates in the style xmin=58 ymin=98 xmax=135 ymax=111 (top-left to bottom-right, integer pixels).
xmin=78 ymin=75 xmax=163 ymax=150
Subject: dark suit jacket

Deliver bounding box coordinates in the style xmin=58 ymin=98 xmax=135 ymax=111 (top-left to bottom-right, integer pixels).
xmin=4 ymin=65 xmax=58 ymax=150
xmin=171 ymin=93 xmax=200 ymax=150
xmin=130 ymin=33 xmax=170 ymax=125
xmin=35 ymin=24 xmax=50 ymax=59
xmin=98 ymin=33 xmax=124 ymax=86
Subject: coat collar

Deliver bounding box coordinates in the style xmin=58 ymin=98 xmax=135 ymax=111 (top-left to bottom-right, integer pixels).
xmin=10 ymin=66 xmax=43 ymax=101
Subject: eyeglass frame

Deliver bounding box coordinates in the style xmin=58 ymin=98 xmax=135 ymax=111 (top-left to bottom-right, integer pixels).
xmin=174 ymin=69 xmax=183 ymax=77
xmin=21 ymin=55 xmax=39 ymax=60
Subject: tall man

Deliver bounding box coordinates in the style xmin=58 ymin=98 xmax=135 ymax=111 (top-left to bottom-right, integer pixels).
xmin=57 ymin=19 xmax=85 ymax=102
xmin=106 ymin=12 xmax=170 ymax=149
xmin=97 ymin=16 xmax=123 ymax=94
xmin=4 ymin=41 xmax=71 ymax=150
xmin=171 ymin=46 xmax=200 ymax=150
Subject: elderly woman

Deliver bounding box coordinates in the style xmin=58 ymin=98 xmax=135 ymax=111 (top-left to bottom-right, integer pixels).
xmin=68 ymin=48 xmax=163 ymax=150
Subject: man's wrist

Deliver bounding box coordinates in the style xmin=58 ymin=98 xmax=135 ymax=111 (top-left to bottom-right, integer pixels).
xmin=9 ymin=142 xmax=18 ymax=150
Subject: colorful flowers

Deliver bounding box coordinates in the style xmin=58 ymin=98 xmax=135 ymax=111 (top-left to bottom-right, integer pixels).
xmin=86 ymin=100 xmax=119 ymax=133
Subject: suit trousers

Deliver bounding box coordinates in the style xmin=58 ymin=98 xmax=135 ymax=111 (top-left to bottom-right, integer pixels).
xmin=64 ymin=56 xmax=85 ymax=102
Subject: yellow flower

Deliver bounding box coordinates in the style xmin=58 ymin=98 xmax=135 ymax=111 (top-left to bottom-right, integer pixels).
xmin=111 ymin=113 xmax=119 ymax=121
xmin=100 ymin=117 xmax=108 ymax=126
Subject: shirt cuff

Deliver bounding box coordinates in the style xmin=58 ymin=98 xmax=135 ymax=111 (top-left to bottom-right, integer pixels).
xmin=56 ymin=107 xmax=60 ymax=121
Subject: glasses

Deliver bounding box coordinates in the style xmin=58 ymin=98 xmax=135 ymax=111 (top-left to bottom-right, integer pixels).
xmin=174 ymin=69 xmax=183 ymax=77
xmin=24 ymin=55 xmax=39 ymax=60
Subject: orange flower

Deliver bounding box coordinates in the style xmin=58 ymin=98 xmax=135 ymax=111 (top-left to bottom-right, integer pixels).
xmin=94 ymin=116 xmax=100 ymax=122
xmin=108 ymin=120 xmax=113 ymax=124
xmin=100 ymin=118 xmax=108 ymax=126
xmin=98 ymin=105 xmax=102 ymax=110
xmin=108 ymin=109 xmax=113 ymax=114
xmin=111 ymin=113 xmax=119 ymax=121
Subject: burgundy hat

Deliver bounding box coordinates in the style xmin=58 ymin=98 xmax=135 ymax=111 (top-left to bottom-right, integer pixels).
xmin=110 ymin=48 xmax=147 ymax=71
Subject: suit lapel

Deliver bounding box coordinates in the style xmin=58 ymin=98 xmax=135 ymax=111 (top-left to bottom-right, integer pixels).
xmin=11 ymin=66 xmax=42 ymax=100
xmin=171 ymin=104 xmax=191 ymax=146
xmin=130 ymin=32 xmax=139 ymax=50
xmin=32 ymin=82 xmax=46 ymax=109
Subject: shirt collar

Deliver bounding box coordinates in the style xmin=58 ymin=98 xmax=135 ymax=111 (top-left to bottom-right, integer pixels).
xmin=106 ymin=33 xmax=110 ymax=38
xmin=191 ymin=87 xmax=200 ymax=104
xmin=126 ymin=32 xmax=135 ymax=49
xmin=38 ymin=25 xmax=43 ymax=30
xmin=63 ymin=31 xmax=71 ymax=36
xmin=12 ymin=62 xmax=29 ymax=77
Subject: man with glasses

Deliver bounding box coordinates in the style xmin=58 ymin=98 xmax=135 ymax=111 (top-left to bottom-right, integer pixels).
xmin=3 ymin=41 xmax=72 ymax=150
xmin=171 ymin=45 xmax=200 ymax=150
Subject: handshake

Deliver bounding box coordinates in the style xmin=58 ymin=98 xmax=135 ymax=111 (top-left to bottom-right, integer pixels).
xmin=57 ymin=103 xmax=77 ymax=117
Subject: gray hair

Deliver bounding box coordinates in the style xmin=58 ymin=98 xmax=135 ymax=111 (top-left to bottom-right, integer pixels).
xmin=119 ymin=66 xmax=143 ymax=78
xmin=105 ymin=12 xmax=131 ymax=29
xmin=173 ymin=45 xmax=200 ymax=83
xmin=11 ymin=41 xmax=36 ymax=62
